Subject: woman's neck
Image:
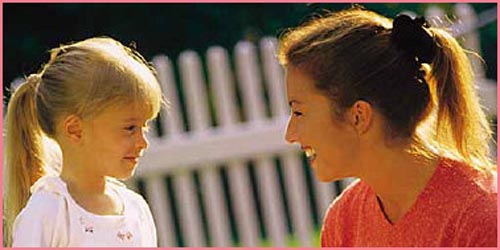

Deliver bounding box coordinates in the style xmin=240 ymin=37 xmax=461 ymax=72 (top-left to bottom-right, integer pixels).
xmin=359 ymin=143 xmax=439 ymax=224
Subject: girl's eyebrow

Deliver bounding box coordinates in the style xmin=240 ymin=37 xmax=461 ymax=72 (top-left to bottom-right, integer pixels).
xmin=122 ymin=117 xmax=141 ymax=122
xmin=123 ymin=117 xmax=151 ymax=125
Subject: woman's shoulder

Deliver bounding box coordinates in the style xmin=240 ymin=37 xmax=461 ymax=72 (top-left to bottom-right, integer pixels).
xmin=324 ymin=179 xmax=367 ymax=217
xmin=438 ymin=158 xmax=497 ymax=195
xmin=435 ymin=159 xmax=497 ymax=236
xmin=332 ymin=179 xmax=368 ymax=204
xmin=321 ymin=179 xmax=367 ymax=246
xmin=454 ymin=179 xmax=497 ymax=247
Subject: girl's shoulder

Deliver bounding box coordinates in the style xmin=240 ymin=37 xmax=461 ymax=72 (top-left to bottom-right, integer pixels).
xmin=15 ymin=176 xmax=69 ymax=228
xmin=21 ymin=189 xmax=67 ymax=216
xmin=106 ymin=178 xmax=150 ymax=209
xmin=30 ymin=174 xmax=68 ymax=197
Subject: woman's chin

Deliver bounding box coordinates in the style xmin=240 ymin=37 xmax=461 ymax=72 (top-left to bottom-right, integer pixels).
xmin=314 ymin=164 xmax=346 ymax=182
xmin=314 ymin=169 xmax=338 ymax=182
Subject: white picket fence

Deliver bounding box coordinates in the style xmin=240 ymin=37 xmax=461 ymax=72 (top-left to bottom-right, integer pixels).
xmin=132 ymin=37 xmax=340 ymax=247
xmin=4 ymin=3 xmax=496 ymax=248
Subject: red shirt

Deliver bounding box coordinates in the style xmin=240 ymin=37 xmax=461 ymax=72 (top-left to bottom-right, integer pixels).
xmin=321 ymin=159 xmax=497 ymax=247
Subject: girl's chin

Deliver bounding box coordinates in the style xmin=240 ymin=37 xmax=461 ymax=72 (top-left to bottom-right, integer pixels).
xmin=111 ymin=169 xmax=136 ymax=181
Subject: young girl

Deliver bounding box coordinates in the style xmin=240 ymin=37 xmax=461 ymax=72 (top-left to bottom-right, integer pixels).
xmin=279 ymin=8 xmax=497 ymax=247
xmin=4 ymin=37 xmax=163 ymax=247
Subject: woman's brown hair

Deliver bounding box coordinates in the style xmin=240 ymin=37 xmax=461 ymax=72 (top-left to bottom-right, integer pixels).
xmin=279 ymin=8 xmax=494 ymax=172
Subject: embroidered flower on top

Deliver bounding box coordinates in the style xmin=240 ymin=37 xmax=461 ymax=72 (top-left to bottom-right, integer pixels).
xmin=79 ymin=216 xmax=94 ymax=234
xmin=85 ymin=225 xmax=94 ymax=233
xmin=117 ymin=230 xmax=133 ymax=241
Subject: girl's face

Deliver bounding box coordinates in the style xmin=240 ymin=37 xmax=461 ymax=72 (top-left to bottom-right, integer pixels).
xmin=81 ymin=102 xmax=151 ymax=180
xmin=285 ymin=67 xmax=361 ymax=182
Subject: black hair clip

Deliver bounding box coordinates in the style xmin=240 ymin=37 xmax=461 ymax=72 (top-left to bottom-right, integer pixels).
xmin=391 ymin=14 xmax=436 ymax=64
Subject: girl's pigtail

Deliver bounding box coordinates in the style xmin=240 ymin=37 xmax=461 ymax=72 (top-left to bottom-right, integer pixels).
xmin=3 ymin=74 xmax=46 ymax=246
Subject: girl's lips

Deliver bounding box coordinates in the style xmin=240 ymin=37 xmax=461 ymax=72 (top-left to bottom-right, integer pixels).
xmin=124 ymin=157 xmax=139 ymax=163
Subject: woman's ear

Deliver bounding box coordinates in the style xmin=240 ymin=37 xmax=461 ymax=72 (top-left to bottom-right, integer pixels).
xmin=348 ymin=100 xmax=373 ymax=135
xmin=62 ymin=115 xmax=83 ymax=143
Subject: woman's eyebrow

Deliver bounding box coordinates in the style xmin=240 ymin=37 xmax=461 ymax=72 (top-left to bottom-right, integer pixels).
xmin=288 ymin=100 xmax=303 ymax=107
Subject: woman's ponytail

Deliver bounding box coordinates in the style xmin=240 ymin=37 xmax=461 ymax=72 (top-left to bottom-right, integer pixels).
xmin=427 ymin=28 xmax=494 ymax=172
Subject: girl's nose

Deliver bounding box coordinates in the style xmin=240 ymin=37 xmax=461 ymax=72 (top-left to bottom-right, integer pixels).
xmin=137 ymin=130 xmax=149 ymax=150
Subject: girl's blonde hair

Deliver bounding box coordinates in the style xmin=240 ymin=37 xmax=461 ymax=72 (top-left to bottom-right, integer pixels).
xmin=279 ymin=8 xmax=494 ymax=172
xmin=3 ymin=37 xmax=163 ymax=246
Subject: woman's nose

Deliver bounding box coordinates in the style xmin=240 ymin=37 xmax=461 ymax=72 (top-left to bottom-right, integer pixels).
xmin=285 ymin=117 xmax=298 ymax=144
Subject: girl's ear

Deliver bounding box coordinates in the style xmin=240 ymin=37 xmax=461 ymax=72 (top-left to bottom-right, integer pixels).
xmin=348 ymin=100 xmax=373 ymax=135
xmin=62 ymin=115 xmax=83 ymax=143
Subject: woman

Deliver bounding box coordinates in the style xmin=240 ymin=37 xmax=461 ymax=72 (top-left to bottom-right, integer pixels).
xmin=279 ymin=7 xmax=497 ymax=247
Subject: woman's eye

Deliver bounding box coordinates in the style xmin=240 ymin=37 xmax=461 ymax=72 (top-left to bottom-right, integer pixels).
xmin=293 ymin=111 xmax=303 ymax=117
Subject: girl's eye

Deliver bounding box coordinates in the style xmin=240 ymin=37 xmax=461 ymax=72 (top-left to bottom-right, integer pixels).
xmin=125 ymin=125 xmax=137 ymax=133
xmin=293 ymin=111 xmax=303 ymax=117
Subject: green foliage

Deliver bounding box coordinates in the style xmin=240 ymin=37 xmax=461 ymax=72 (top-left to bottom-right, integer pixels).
xmin=4 ymin=3 xmax=496 ymax=100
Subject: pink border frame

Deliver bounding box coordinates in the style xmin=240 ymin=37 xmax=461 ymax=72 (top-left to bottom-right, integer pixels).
xmin=0 ymin=1 xmax=497 ymax=249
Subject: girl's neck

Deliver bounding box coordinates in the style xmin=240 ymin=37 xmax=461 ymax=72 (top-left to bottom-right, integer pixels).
xmin=59 ymin=158 xmax=124 ymax=216
xmin=359 ymin=144 xmax=439 ymax=224
xmin=60 ymin=160 xmax=107 ymax=195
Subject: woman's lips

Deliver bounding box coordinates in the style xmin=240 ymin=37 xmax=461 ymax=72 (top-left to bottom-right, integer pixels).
xmin=302 ymin=146 xmax=317 ymax=165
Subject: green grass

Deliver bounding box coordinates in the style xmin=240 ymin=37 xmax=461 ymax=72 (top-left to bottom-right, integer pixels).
xmin=258 ymin=227 xmax=321 ymax=247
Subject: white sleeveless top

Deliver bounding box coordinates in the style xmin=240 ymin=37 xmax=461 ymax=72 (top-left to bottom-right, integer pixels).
xmin=12 ymin=175 xmax=157 ymax=247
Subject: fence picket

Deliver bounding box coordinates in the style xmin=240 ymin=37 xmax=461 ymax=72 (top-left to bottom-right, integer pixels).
xmin=207 ymin=46 xmax=261 ymax=246
xmin=144 ymin=176 xmax=176 ymax=246
xmin=200 ymin=168 xmax=231 ymax=246
xmin=152 ymin=55 xmax=184 ymax=138
xmin=260 ymin=38 xmax=288 ymax=118
xmin=282 ymin=151 xmax=313 ymax=246
xmin=173 ymin=172 xmax=205 ymax=246
xmin=313 ymin=179 xmax=336 ymax=221
xmin=228 ymin=161 xmax=260 ymax=246
xmin=236 ymin=41 xmax=288 ymax=246
xmin=173 ymin=51 xmax=210 ymax=246
xmin=178 ymin=50 xmax=231 ymax=246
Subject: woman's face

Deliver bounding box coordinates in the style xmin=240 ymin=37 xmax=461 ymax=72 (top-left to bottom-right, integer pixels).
xmin=285 ymin=67 xmax=361 ymax=182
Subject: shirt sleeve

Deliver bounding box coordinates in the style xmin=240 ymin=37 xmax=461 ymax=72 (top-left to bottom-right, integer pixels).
xmin=142 ymin=201 xmax=158 ymax=247
xmin=321 ymin=180 xmax=360 ymax=247
xmin=124 ymin=188 xmax=158 ymax=247
xmin=12 ymin=191 xmax=67 ymax=247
